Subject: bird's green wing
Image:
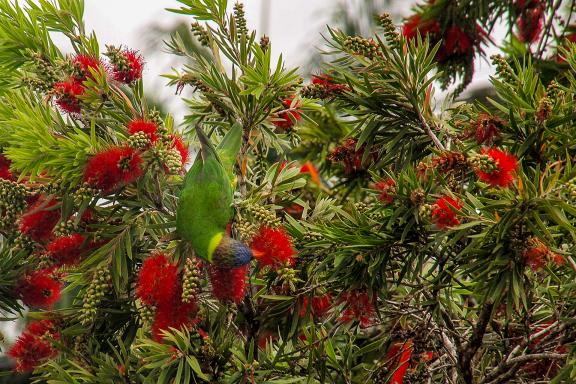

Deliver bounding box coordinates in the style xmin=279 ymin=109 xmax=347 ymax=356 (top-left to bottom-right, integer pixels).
xmin=216 ymin=122 xmax=242 ymax=183
xmin=176 ymin=125 xmax=242 ymax=262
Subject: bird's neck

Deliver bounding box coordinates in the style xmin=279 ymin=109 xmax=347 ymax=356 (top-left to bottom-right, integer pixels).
xmin=207 ymin=231 xmax=224 ymax=260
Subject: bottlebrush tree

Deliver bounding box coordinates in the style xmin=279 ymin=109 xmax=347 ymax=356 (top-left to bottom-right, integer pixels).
xmin=0 ymin=0 xmax=575 ymax=383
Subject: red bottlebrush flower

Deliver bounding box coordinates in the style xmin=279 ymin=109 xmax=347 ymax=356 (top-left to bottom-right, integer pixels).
xmin=16 ymin=269 xmax=62 ymax=309
xmin=283 ymin=203 xmax=304 ymax=219
xmin=474 ymin=148 xmax=518 ymax=188
xmin=300 ymin=293 xmax=332 ymax=318
xmin=468 ymin=113 xmax=504 ymax=145
xmin=47 ymin=233 xmax=87 ymax=266
xmin=374 ymin=178 xmax=396 ymax=204
xmin=208 ymin=264 xmax=248 ymax=304
xmin=437 ymin=26 xmax=473 ymax=62
xmin=0 ymin=154 xmax=13 ymax=180
xmin=111 ymin=50 xmax=144 ymax=84
xmin=338 ymin=290 xmax=375 ymax=328
xmin=8 ymin=320 xmax=59 ymax=372
xmin=258 ymin=330 xmax=278 ymax=349
xmin=327 ymin=138 xmax=370 ymax=175
xmin=250 ymin=226 xmax=296 ymax=269
xmin=170 ymin=134 xmax=189 ymax=166
xmin=273 ymin=98 xmax=301 ymax=129
xmin=136 ymin=252 xmax=180 ymax=307
xmin=83 ymin=146 xmax=143 ymax=192
xmin=515 ymin=0 xmax=545 ymax=43
xmin=128 ymin=119 xmax=158 ymax=143
xmin=402 ymin=14 xmax=441 ymax=41
xmin=386 ymin=340 xmax=414 ymax=384
xmin=300 ymin=161 xmax=321 ymax=185
xmin=72 ymin=54 xmax=102 ymax=81
xmin=151 ymin=296 xmax=197 ymax=342
xmin=53 ymin=79 xmax=84 ymax=114
xmin=523 ymin=238 xmax=563 ymax=271
xmin=311 ymin=74 xmax=333 ymax=86
xmin=431 ymin=195 xmax=462 ymax=229
xmin=309 ymin=74 xmax=349 ymax=95
xmin=19 ymin=196 xmax=60 ymax=242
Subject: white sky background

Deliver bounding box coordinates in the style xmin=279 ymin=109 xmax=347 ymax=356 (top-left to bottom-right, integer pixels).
xmin=80 ymin=0 xmax=500 ymax=117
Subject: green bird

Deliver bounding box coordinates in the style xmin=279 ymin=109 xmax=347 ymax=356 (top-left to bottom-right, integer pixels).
xmin=176 ymin=123 xmax=252 ymax=268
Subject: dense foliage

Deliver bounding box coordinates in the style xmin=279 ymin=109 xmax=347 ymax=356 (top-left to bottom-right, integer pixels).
xmin=0 ymin=0 xmax=575 ymax=383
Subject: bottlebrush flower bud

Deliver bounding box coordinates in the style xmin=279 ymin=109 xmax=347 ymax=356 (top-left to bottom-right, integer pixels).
xmin=79 ymin=265 xmax=111 ymax=325
xmin=181 ymin=257 xmax=202 ymax=303
xmin=260 ymin=35 xmax=270 ymax=52
xmin=378 ymin=13 xmax=400 ymax=48
xmin=343 ymin=36 xmax=380 ymax=59
xmin=233 ymin=2 xmax=248 ymax=37
xmin=535 ymin=96 xmax=552 ymax=123
xmin=191 ymin=22 xmax=210 ymax=46
xmin=491 ymin=55 xmax=516 ymax=83
xmin=127 ymin=130 xmax=151 ymax=150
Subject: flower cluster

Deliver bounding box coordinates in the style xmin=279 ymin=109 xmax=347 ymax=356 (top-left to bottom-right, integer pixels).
xmin=417 ymin=151 xmax=468 ymax=179
xmin=135 ymin=252 xmax=198 ymax=341
xmin=53 ymin=50 xmax=144 ymax=114
xmin=8 ymin=320 xmax=59 ymax=372
xmin=374 ymin=178 xmax=396 ymax=204
xmin=472 ymin=148 xmax=518 ymax=188
xmin=52 ymin=79 xmax=85 ymax=114
xmin=300 ymin=74 xmax=348 ymax=99
xmin=208 ymin=264 xmax=248 ymax=304
xmin=16 ymin=269 xmax=62 ymax=309
xmin=338 ymin=290 xmax=375 ymax=328
xmin=128 ymin=119 xmax=159 ymax=144
xmin=83 ymin=146 xmax=143 ymax=192
xmin=105 ymin=46 xmax=145 ymax=84
xmin=327 ymin=138 xmax=374 ymax=175
xmin=403 ymin=14 xmax=482 ymax=63
xmin=385 ymin=340 xmax=414 ymax=384
xmin=47 ymin=233 xmax=88 ymax=266
xmin=431 ymin=195 xmax=463 ymax=229
xmin=465 ymin=113 xmax=504 ymax=145
xmin=515 ymin=0 xmax=545 ymax=43
xmin=299 ymin=293 xmax=332 ymax=319
xmin=19 ymin=196 xmax=60 ymax=242
xmin=250 ymin=225 xmax=296 ymax=269
xmin=522 ymin=238 xmax=564 ymax=271
xmin=273 ymin=98 xmax=301 ymax=130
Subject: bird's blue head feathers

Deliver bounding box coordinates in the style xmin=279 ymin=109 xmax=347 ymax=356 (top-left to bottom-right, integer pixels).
xmin=213 ymin=236 xmax=252 ymax=268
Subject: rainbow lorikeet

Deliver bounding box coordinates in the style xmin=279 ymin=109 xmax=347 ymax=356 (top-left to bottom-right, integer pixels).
xmin=176 ymin=124 xmax=252 ymax=268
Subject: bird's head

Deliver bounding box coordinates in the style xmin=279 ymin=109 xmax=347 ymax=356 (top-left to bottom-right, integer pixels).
xmin=213 ymin=236 xmax=252 ymax=268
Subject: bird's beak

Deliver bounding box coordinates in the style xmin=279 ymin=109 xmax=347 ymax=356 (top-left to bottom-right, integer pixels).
xmin=251 ymin=249 xmax=264 ymax=258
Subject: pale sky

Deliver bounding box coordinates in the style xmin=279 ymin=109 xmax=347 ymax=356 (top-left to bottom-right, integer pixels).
xmin=79 ymin=0 xmax=497 ymax=115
